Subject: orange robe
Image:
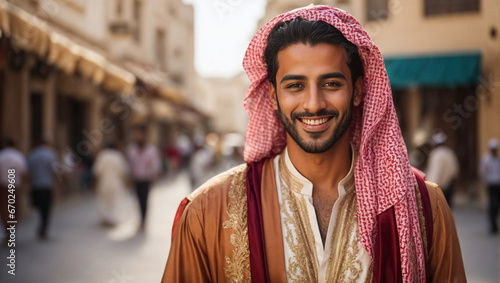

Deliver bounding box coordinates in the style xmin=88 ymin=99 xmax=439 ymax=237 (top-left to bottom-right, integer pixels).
xmin=162 ymin=159 xmax=465 ymax=282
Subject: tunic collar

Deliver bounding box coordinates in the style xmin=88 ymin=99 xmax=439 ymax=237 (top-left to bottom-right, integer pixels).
xmin=279 ymin=145 xmax=357 ymax=197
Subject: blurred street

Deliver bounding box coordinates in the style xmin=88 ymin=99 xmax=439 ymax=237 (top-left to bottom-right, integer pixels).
xmin=0 ymin=172 xmax=498 ymax=283
xmin=0 ymin=172 xmax=192 ymax=283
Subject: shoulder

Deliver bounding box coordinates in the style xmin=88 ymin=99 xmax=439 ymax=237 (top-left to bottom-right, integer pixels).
xmin=481 ymin=153 xmax=492 ymax=162
xmin=177 ymin=163 xmax=248 ymax=231
xmin=423 ymin=180 xmax=459 ymax=235
xmin=423 ymin=181 xmax=466 ymax=280
xmin=27 ymin=149 xmax=39 ymax=160
xmin=187 ymin=163 xmax=248 ymax=206
xmin=423 ymin=180 xmax=445 ymax=221
xmin=49 ymin=148 xmax=57 ymax=158
xmin=13 ymin=149 xmax=26 ymax=160
xmin=147 ymin=143 xmax=159 ymax=152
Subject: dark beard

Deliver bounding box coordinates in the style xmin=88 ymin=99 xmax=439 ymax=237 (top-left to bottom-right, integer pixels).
xmin=276 ymin=94 xmax=354 ymax=154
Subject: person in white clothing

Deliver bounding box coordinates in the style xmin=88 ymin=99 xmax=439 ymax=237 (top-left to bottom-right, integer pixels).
xmin=0 ymin=137 xmax=28 ymax=233
xmin=426 ymin=132 xmax=459 ymax=208
xmin=479 ymin=138 xmax=500 ymax=233
xmin=93 ymin=142 xmax=129 ymax=226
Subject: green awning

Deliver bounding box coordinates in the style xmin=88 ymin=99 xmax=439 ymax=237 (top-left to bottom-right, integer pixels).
xmin=384 ymin=52 xmax=481 ymax=89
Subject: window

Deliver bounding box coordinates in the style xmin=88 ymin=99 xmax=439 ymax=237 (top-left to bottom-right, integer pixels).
xmin=116 ymin=0 xmax=123 ymax=17
xmin=30 ymin=93 xmax=43 ymax=147
xmin=171 ymin=73 xmax=184 ymax=85
xmin=168 ymin=4 xmax=176 ymax=16
xmin=425 ymin=0 xmax=479 ymax=16
xmin=60 ymin=0 xmax=86 ymax=13
xmin=29 ymin=0 xmax=39 ymax=8
xmin=156 ymin=29 xmax=166 ymax=71
xmin=366 ymin=0 xmax=389 ymax=22
xmin=133 ymin=0 xmax=142 ymax=42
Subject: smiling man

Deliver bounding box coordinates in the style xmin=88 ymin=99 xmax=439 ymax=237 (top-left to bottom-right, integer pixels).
xmin=163 ymin=6 xmax=465 ymax=283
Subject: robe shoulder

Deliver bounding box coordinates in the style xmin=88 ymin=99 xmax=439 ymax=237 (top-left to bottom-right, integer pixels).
xmin=423 ymin=180 xmax=466 ymax=283
xmin=163 ymin=163 xmax=249 ymax=282
xmin=185 ymin=163 xmax=248 ymax=212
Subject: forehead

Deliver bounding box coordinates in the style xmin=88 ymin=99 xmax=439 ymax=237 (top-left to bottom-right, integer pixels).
xmin=276 ymin=43 xmax=350 ymax=78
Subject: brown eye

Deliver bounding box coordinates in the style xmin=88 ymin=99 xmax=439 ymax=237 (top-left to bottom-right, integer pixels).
xmin=323 ymin=81 xmax=342 ymax=88
xmin=286 ymin=83 xmax=304 ymax=89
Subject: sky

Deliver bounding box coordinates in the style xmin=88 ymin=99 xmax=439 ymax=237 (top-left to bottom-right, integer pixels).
xmin=183 ymin=0 xmax=268 ymax=78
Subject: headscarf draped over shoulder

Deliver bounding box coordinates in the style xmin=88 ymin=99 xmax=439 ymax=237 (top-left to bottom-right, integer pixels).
xmin=242 ymin=5 xmax=425 ymax=282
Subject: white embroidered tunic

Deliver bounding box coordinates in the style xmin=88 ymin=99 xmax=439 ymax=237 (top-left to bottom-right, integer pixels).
xmin=273 ymin=147 xmax=372 ymax=282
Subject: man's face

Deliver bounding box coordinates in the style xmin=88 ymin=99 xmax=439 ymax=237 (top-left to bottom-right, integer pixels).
xmin=269 ymin=43 xmax=362 ymax=154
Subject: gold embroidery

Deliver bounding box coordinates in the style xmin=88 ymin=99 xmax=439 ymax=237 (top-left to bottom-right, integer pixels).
xmin=279 ymin=156 xmax=319 ymax=282
xmin=222 ymin=164 xmax=251 ymax=282
xmin=366 ymin=264 xmax=373 ymax=282
xmin=278 ymin=151 xmax=370 ymax=282
xmin=415 ymin=186 xmax=428 ymax=259
xmin=279 ymin=154 xmax=304 ymax=194
xmin=325 ymin=185 xmax=363 ymax=283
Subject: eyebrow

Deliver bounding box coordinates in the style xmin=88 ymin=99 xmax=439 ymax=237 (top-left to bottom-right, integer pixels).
xmin=280 ymin=72 xmax=347 ymax=84
xmin=319 ymin=72 xmax=346 ymax=81
xmin=280 ymin=74 xmax=306 ymax=84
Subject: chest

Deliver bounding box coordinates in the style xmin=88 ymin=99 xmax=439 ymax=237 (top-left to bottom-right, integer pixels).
xmin=312 ymin=193 xmax=337 ymax=244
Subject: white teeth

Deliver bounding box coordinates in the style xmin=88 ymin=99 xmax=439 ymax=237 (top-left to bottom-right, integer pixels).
xmin=302 ymin=118 xmax=328 ymax=125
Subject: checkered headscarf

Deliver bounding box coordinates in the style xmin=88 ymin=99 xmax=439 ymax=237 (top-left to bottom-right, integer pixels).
xmin=242 ymin=5 xmax=425 ymax=282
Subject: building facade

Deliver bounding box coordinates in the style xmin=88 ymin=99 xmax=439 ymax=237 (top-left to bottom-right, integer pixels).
xmin=195 ymin=73 xmax=249 ymax=134
xmin=361 ymin=0 xmax=499 ymax=181
xmin=0 ymin=0 xmax=201 ymax=185
xmin=260 ymin=0 xmax=500 ymax=187
xmin=0 ymin=0 xmax=135 ymax=157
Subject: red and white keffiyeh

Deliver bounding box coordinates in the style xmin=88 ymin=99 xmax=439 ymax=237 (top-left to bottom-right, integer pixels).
xmin=242 ymin=5 xmax=425 ymax=282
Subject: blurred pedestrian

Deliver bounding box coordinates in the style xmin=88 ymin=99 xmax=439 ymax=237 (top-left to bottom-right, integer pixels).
xmin=189 ymin=140 xmax=214 ymax=189
xmin=176 ymin=134 xmax=193 ymax=170
xmin=0 ymin=137 xmax=28 ymax=236
xmin=79 ymin=153 xmax=94 ymax=191
xmin=163 ymin=142 xmax=181 ymax=176
xmin=223 ymin=146 xmax=244 ymax=171
xmin=479 ymin=138 xmax=500 ymax=234
xmin=426 ymin=132 xmax=459 ymax=208
xmin=126 ymin=126 xmax=161 ymax=231
xmin=27 ymin=137 xmax=57 ymax=240
xmin=92 ymin=141 xmax=129 ymax=227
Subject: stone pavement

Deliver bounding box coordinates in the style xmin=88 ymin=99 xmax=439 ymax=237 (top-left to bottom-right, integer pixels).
xmin=0 ymin=172 xmax=498 ymax=282
xmin=454 ymin=207 xmax=499 ymax=282
xmin=0 ymin=172 xmax=191 ymax=283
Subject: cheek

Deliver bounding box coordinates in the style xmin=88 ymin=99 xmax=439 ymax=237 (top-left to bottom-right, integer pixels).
xmin=276 ymin=94 xmax=299 ymax=111
xmin=326 ymin=91 xmax=352 ymax=108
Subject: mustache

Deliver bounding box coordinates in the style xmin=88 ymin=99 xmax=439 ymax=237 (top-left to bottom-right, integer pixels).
xmin=291 ymin=109 xmax=339 ymax=120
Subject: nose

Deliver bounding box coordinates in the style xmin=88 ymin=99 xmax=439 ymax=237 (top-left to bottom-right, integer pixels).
xmin=302 ymin=85 xmax=326 ymax=113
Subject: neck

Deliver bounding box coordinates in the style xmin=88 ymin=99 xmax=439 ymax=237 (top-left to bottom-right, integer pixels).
xmin=286 ymin=131 xmax=352 ymax=194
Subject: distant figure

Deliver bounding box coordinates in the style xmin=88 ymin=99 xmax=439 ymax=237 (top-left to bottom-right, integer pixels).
xmin=27 ymin=137 xmax=57 ymax=240
xmin=0 ymin=137 xmax=27 ymax=234
xmin=176 ymin=134 xmax=193 ymax=170
xmin=127 ymin=127 xmax=161 ymax=230
xmin=92 ymin=142 xmax=129 ymax=227
xmin=223 ymin=146 xmax=244 ymax=171
xmin=79 ymin=153 xmax=94 ymax=191
xmin=479 ymin=138 xmax=500 ymax=234
xmin=163 ymin=143 xmax=181 ymax=176
xmin=426 ymin=132 xmax=459 ymax=208
xmin=189 ymin=142 xmax=215 ymax=189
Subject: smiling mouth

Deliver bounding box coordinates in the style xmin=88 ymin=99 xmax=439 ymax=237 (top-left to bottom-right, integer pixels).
xmin=298 ymin=117 xmax=332 ymax=126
